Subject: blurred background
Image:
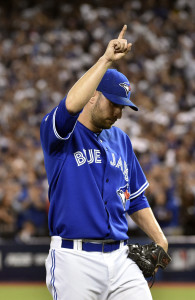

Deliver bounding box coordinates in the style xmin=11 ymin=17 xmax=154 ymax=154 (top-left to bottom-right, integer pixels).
xmin=0 ymin=0 xmax=194 ymax=296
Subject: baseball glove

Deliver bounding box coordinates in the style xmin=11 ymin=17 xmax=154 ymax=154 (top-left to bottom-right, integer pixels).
xmin=127 ymin=242 xmax=171 ymax=279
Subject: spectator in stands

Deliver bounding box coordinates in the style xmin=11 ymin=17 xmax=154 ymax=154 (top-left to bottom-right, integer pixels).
xmin=0 ymin=182 xmax=17 ymax=238
xmin=14 ymin=184 xmax=48 ymax=242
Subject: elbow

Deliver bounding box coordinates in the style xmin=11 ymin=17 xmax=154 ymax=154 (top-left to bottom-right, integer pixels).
xmin=65 ymin=95 xmax=78 ymax=115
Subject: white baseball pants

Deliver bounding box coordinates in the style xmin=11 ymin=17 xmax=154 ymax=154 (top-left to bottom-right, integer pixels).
xmin=45 ymin=237 xmax=153 ymax=300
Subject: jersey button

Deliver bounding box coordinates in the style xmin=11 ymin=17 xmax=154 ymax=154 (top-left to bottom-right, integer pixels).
xmin=105 ymin=201 xmax=107 ymax=205
xmin=106 ymin=178 xmax=109 ymax=183
xmin=100 ymin=139 xmax=103 ymax=143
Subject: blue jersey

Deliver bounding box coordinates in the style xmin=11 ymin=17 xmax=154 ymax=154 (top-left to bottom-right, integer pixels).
xmin=40 ymin=97 xmax=150 ymax=240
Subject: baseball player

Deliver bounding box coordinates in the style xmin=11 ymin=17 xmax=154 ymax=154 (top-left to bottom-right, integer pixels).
xmin=40 ymin=25 xmax=168 ymax=300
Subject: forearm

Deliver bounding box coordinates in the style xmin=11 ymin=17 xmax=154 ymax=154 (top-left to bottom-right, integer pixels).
xmin=66 ymin=56 xmax=112 ymax=114
xmin=130 ymin=207 xmax=168 ymax=251
xmin=65 ymin=25 xmax=131 ymax=114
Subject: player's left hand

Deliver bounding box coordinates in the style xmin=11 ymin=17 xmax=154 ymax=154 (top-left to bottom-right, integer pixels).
xmin=127 ymin=242 xmax=172 ymax=279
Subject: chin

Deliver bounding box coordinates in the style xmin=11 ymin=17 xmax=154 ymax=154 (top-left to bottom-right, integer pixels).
xmin=102 ymin=124 xmax=113 ymax=129
xmin=95 ymin=119 xmax=114 ymax=130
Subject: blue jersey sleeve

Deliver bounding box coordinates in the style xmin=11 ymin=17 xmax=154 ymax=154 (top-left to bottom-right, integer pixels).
xmin=124 ymin=136 xmax=150 ymax=214
xmin=55 ymin=97 xmax=82 ymax=138
xmin=127 ymin=192 xmax=150 ymax=215
xmin=40 ymin=97 xmax=82 ymax=154
xmin=129 ymin=153 xmax=149 ymax=199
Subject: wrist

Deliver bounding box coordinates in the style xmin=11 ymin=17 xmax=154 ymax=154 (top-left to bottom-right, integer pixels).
xmin=98 ymin=55 xmax=113 ymax=68
xmin=157 ymin=238 xmax=168 ymax=252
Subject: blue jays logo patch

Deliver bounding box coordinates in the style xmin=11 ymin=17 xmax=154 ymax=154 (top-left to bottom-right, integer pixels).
xmin=119 ymin=82 xmax=131 ymax=96
xmin=117 ymin=183 xmax=130 ymax=210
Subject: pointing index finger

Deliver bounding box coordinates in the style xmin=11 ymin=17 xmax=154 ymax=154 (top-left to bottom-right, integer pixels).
xmin=118 ymin=24 xmax=127 ymax=39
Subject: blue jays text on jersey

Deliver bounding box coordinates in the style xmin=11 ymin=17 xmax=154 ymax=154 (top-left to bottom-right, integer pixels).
xmin=40 ymin=97 xmax=150 ymax=240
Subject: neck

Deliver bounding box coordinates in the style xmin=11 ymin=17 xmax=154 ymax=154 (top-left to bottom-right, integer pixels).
xmin=78 ymin=113 xmax=102 ymax=133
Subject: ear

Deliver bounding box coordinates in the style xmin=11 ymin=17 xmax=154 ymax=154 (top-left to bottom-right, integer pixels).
xmin=89 ymin=90 xmax=99 ymax=104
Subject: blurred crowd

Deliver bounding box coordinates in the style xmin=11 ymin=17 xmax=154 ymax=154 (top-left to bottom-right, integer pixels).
xmin=0 ymin=0 xmax=194 ymax=241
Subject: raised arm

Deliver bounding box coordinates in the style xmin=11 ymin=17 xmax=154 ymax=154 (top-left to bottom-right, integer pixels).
xmin=66 ymin=25 xmax=132 ymax=114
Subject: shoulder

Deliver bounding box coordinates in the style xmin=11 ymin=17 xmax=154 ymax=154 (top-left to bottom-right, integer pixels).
xmin=111 ymin=126 xmax=127 ymax=136
xmin=111 ymin=126 xmax=132 ymax=144
xmin=103 ymin=126 xmax=133 ymax=149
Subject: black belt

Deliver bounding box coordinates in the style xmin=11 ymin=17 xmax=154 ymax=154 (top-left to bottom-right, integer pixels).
xmin=61 ymin=239 xmax=127 ymax=253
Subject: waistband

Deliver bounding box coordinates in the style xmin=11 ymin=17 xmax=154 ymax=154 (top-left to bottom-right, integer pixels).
xmin=51 ymin=236 xmax=127 ymax=253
